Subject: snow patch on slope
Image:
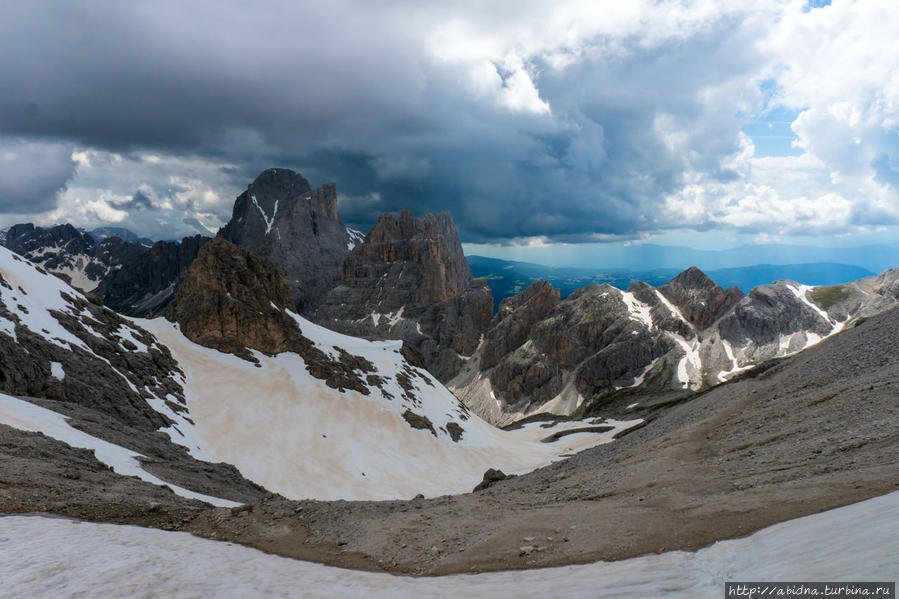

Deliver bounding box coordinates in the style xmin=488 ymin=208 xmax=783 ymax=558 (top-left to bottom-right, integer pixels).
xmin=49 ymin=362 xmax=64 ymax=380
xmin=251 ymin=195 xmax=278 ymax=235
xmin=615 ymin=358 xmax=660 ymax=390
xmin=716 ymin=339 xmax=754 ymax=383
xmin=672 ymin=335 xmax=702 ymax=389
xmin=140 ymin=316 xmax=641 ymax=501
xmin=346 ymin=226 xmax=365 ymax=250
xmin=654 ymin=289 xmax=691 ymax=326
xmin=0 ymin=246 xmax=199 ymax=457
xmin=618 ymin=289 xmax=654 ymax=329
xmin=0 ymin=393 xmax=238 ymax=507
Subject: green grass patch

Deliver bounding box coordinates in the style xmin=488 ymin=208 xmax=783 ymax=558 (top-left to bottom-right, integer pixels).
xmin=810 ymin=284 xmax=851 ymax=309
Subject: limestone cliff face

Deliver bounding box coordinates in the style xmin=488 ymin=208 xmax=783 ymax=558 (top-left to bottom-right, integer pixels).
xmin=218 ymin=168 xmax=354 ymax=315
xmin=480 ymin=280 xmax=560 ymax=371
xmin=315 ymin=210 xmax=493 ymax=381
xmin=166 ymin=238 xmax=296 ymax=358
xmin=166 ymin=238 xmax=376 ymax=395
xmin=340 ymin=210 xmax=473 ymax=305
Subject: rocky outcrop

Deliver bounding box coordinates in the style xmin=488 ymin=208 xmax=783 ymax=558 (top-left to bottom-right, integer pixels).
xmin=0 ymin=246 xmax=187 ymax=432
xmin=165 ymin=238 xmax=296 ymax=358
xmin=167 ymin=238 xmax=380 ymax=395
xmin=315 ymin=210 xmax=493 ymax=381
xmin=450 ymin=265 xmax=899 ymax=425
xmin=5 ymin=223 xmax=207 ymax=316
xmin=218 ymin=168 xmax=358 ymax=314
xmin=658 ymin=266 xmax=744 ymax=330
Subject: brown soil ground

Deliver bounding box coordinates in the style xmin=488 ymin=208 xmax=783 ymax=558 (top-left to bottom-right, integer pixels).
xmin=2 ymin=306 xmax=897 ymax=576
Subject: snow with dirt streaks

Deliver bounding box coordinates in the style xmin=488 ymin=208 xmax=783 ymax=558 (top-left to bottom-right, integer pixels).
xmin=0 ymin=393 xmax=238 ymax=507
xmin=140 ymin=315 xmax=642 ymax=501
xmin=2 ymin=491 xmax=896 ymax=598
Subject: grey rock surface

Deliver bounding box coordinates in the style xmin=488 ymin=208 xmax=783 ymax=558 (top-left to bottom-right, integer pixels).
xmin=5 ymin=222 xmax=207 ymax=316
xmin=316 ymin=210 xmax=493 ymax=381
xmin=218 ymin=168 xmax=355 ymax=314
xmin=450 ymin=266 xmax=899 ymax=425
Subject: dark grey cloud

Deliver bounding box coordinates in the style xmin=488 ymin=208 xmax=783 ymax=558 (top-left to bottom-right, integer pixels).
xmin=0 ymin=2 xmax=773 ymax=241
xmin=120 ymin=190 xmax=154 ymax=211
xmin=0 ymin=137 xmax=75 ymax=213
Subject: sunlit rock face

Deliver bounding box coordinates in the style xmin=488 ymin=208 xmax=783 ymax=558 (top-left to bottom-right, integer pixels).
xmin=449 ymin=266 xmax=899 ymax=426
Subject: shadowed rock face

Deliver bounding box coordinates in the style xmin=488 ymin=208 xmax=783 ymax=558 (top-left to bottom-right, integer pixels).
xmin=315 ymin=210 xmax=493 ymax=382
xmin=5 ymin=222 xmax=208 ymax=316
xmin=218 ymin=168 xmax=353 ymax=315
xmin=93 ymin=236 xmax=209 ymax=316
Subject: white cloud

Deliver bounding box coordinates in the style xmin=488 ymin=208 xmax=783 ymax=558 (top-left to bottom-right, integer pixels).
xmin=24 ymin=149 xmax=242 ymax=239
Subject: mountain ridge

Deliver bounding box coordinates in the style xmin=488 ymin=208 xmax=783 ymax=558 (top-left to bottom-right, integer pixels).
xmin=468 ymin=254 xmax=876 ymax=309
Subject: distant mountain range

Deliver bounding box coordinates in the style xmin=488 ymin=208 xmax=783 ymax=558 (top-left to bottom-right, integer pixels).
xmin=470 ymin=241 xmax=899 ymax=275
xmin=87 ymin=226 xmax=154 ymax=245
xmin=468 ymin=255 xmax=875 ymax=309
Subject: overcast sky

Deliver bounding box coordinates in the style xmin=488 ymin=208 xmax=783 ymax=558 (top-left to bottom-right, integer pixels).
xmin=1 ymin=0 xmax=897 ymax=255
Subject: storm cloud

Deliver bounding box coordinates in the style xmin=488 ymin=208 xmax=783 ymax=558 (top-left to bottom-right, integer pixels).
xmin=0 ymin=1 xmax=897 ymax=243
xmin=0 ymin=136 xmax=75 ymax=213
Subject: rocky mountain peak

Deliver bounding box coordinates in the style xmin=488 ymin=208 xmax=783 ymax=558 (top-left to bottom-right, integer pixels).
xmin=343 ymin=210 xmax=472 ymax=306
xmin=6 ymin=223 xmax=96 ymax=256
xmin=659 ymin=266 xmax=744 ymax=330
xmin=316 ymin=210 xmax=492 ymax=382
xmin=252 ymin=167 xmax=311 ymax=192
xmin=217 ymin=168 xmax=351 ymax=314
xmin=219 ymin=168 xmax=313 ymax=252
xmin=669 ymin=265 xmax=716 ymax=289
xmin=496 ymin=280 xmax=559 ymax=319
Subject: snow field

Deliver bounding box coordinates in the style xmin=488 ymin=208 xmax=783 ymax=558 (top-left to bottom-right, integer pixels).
xmin=1 ymin=490 xmax=896 ymax=598
xmin=140 ymin=316 xmax=642 ymax=501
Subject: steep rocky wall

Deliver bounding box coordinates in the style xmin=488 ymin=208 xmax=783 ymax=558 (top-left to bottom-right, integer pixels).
xmin=315 ymin=210 xmax=493 ymax=381
xmin=217 ymin=168 xmax=352 ymax=314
